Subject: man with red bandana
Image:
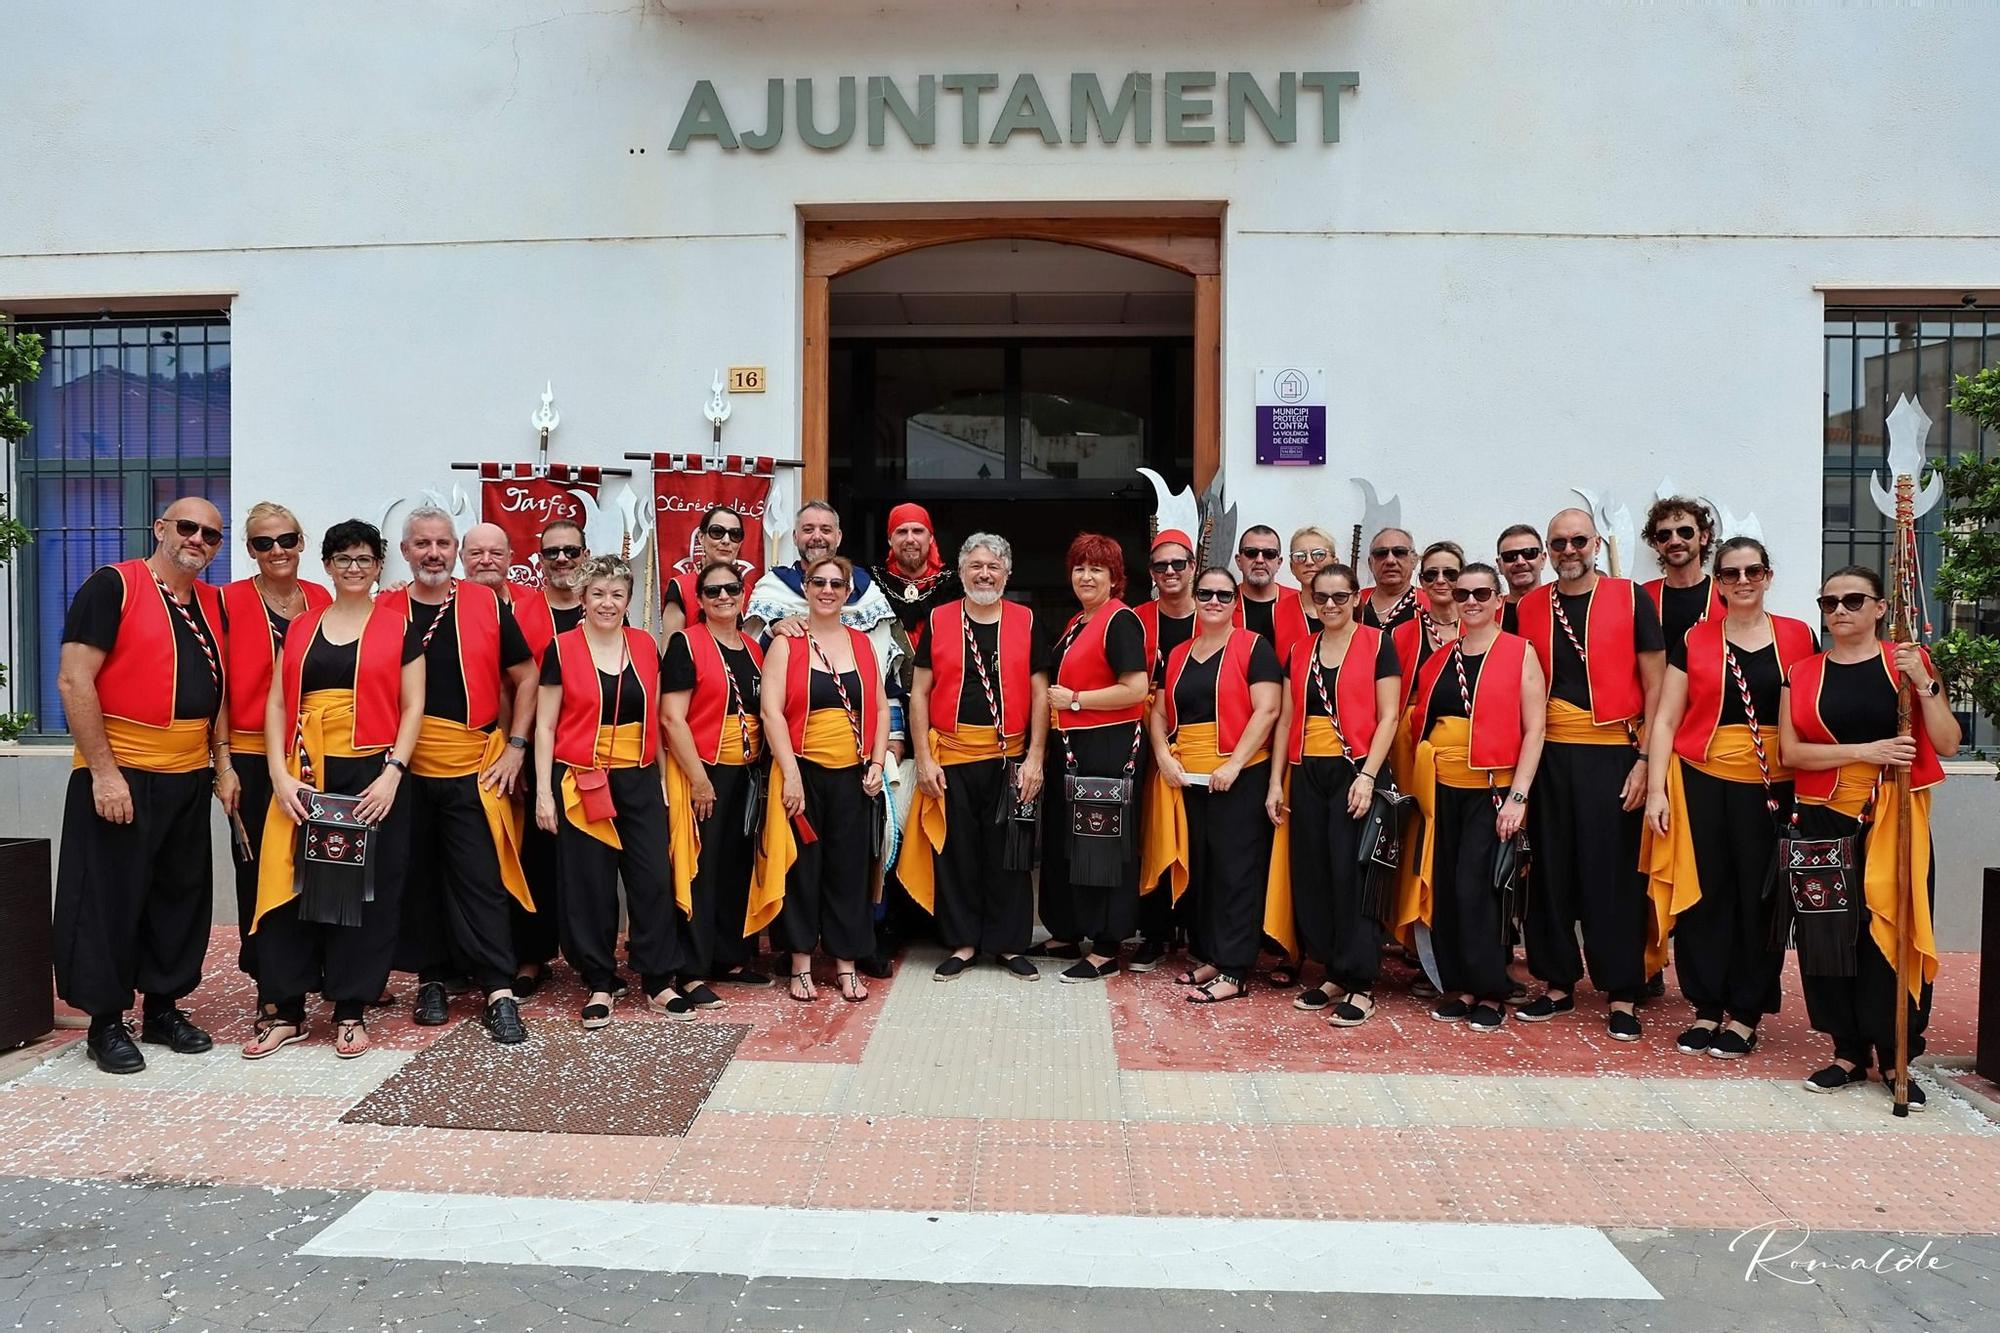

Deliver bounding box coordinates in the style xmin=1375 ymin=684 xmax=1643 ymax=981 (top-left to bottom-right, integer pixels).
xmin=872 ymin=502 xmax=959 ymax=643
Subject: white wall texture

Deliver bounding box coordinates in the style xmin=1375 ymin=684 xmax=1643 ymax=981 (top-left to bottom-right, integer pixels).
xmin=2 ymin=0 xmax=1998 ymax=628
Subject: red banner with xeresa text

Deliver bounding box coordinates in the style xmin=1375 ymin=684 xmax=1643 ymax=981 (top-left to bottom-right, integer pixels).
xmin=651 ymin=454 xmax=775 ymax=600
xmin=479 ymin=462 xmax=601 ymax=587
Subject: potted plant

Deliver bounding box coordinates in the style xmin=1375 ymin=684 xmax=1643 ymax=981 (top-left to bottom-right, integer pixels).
xmin=0 ymin=317 xmax=52 ymax=1050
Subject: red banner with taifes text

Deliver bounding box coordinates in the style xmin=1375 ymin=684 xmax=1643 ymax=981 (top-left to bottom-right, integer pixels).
xmin=652 ymin=454 xmax=775 ymax=600
xmin=479 ymin=462 xmax=601 ymax=587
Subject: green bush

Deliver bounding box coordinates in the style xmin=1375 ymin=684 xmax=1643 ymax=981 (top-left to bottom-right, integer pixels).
xmin=0 ymin=320 xmax=43 ymax=739
xmin=1936 ymin=366 xmax=2000 ymax=745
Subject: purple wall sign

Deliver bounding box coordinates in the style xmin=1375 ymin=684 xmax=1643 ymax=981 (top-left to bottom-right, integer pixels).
xmin=1254 ymin=367 xmax=1326 ymax=466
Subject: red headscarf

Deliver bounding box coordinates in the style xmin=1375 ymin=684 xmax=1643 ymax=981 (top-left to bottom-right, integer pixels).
xmin=1151 ymin=528 xmax=1195 ymax=555
xmin=886 ymin=502 xmax=943 ymax=578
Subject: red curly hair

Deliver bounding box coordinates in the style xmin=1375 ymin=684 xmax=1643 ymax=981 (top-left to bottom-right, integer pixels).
xmin=1064 ymin=532 xmax=1128 ymax=600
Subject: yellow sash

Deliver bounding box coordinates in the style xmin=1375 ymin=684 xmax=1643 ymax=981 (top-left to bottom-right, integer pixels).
xmin=1300 ymin=715 xmax=1343 ymax=758
xmin=801 ymin=708 xmax=862 ymax=767
xmin=1545 ymin=697 xmax=1633 ymax=746
xmin=250 ymin=690 xmax=381 ymax=931
xmin=1138 ymin=722 xmax=1256 ymax=905
xmin=1398 ymin=716 xmax=1518 ymax=935
xmin=1801 ymin=760 xmax=1936 ymax=1002
xmin=76 ymin=717 xmax=210 ymax=774
xmin=1640 ymin=727 xmax=1771 ymax=974
xmin=229 ymin=728 xmax=266 ymax=757
xmin=898 ymin=725 xmax=1016 ymax=914
xmin=559 ymin=724 xmax=648 ymax=850
xmin=1263 ymin=766 xmax=1296 ymax=957
xmin=410 ymin=716 xmax=533 ymax=913
xmin=667 ymin=716 xmax=756 ymax=919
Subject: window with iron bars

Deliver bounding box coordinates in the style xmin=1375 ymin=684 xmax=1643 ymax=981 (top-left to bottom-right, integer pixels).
xmin=1824 ymin=305 xmax=1996 ymax=748
xmin=6 ymin=315 xmax=231 ymax=738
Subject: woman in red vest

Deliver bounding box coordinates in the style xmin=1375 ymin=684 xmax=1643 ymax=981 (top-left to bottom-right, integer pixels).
xmin=1144 ymin=567 xmax=1284 ymax=1002
xmin=759 ymin=555 xmax=890 ymax=1004
xmin=1392 ymin=542 xmax=1466 ymax=690
xmin=1405 ymin=564 xmax=1546 ymax=1031
xmin=662 ymin=560 xmax=769 ymax=999
xmin=246 ymin=521 xmax=421 ymax=1059
xmin=1034 ymin=533 xmax=1152 ymax=983
xmin=1263 ymin=563 xmax=1402 ymax=1018
xmin=1779 ymin=566 xmax=1959 ymax=1105
xmin=532 ymin=556 xmax=683 ymax=1028
xmin=1643 ymin=537 xmax=1817 ymax=1060
xmin=222 ymin=501 xmax=332 ymax=989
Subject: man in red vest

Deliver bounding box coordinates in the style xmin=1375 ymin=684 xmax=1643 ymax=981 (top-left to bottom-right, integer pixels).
xmin=54 ymin=497 xmax=232 ymax=1074
xmin=1359 ymin=527 xmax=1420 ymax=630
xmin=1640 ymin=495 xmax=1725 ymax=651
xmin=1232 ymin=525 xmax=1286 ymax=645
xmin=1513 ymin=507 xmax=1666 ymax=1041
xmin=1131 ymin=529 xmax=1198 ymax=971
xmin=465 ymin=518 xmax=590 ymax=995
xmin=904 ymin=533 xmax=1050 ymax=980
xmin=393 ymin=506 xmax=540 ymax=1043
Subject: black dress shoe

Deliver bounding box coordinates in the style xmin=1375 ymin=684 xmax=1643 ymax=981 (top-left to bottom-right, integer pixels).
xmin=412 ymin=982 xmax=450 ymax=1026
xmin=139 ymin=1007 xmax=213 ymax=1054
xmin=483 ymin=996 xmax=528 ymax=1044
xmin=857 ymin=954 xmax=894 ymax=980
xmin=86 ymin=1021 xmax=146 ymax=1075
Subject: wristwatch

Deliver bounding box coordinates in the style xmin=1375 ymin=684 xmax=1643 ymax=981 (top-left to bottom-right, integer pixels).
xmin=507 ymin=735 xmax=529 ymax=750
xmin=1921 ymin=678 xmax=1941 ymax=698
xmin=384 ymin=756 xmax=409 ymax=774
xmin=1507 ymin=790 xmax=1528 ymax=805
xmin=1069 ymin=699 xmax=1082 ymax=712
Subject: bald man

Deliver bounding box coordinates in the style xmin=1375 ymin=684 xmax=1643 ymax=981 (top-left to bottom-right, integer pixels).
xmin=54 ymin=497 xmax=233 ymax=1074
xmin=1359 ymin=527 xmax=1420 ymax=630
xmin=1511 ymin=507 xmax=1665 ymax=1041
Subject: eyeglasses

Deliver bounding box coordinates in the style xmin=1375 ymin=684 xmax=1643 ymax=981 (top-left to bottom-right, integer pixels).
xmin=1290 ymin=548 xmax=1331 ymax=563
xmin=1311 ymin=589 xmax=1355 ymax=607
xmin=1816 ymin=592 xmax=1878 ymax=614
xmin=541 ymin=545 xmax=584 ymax=561
xmin=1498 ymin=546 xmax=1542 ymax=564
xmin=1238 ymin=546 xmax=1280 ymax=561
xmin=1419 ymin=567 xmax=1460 ymax=584
xmin=1717 ymin=564 xmax=1770 ymax=585
xmin=807 ymin=576 xmax=849 ymax=591
xmin=1149 ymin=557 xmax=1191 ymax=574
xmin=700 ymin=580 xmax=743 ymax=598
xmin=1369 ymin=545 xmax=1411 ymax=560
xmin=171 ymin=517 xmax=224 ymax=546
xmin=1451 ymin=586 xmax=1499 ymax=604
xmin=249 ymin=532 xmax=302 ymax=553
xmin=1193 ymin=587 xmax=1237 ymax=603
xmin=1651 ymin=524 xmax=1699 ymax=544
xmin=1547 ymin=535 xmax=1595 ymax=553
xmin=704 ymin=524 xmax=744 ymax=542
xmin=329 ymin=553 xmax=379 ymax=571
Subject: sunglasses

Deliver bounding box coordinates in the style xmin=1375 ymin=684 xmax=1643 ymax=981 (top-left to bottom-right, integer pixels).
xmin=170 ymin=517 xmax=224 ymax=546
xmin=807 ymin=576 xmax=849 ymax=591
xmin=1311 ymin=589 xmax=1355 ymax=607
xmin=1419 ymin=567 xmax=1461 ymax=583
xmin=1451 ymin=586 xmax=1499 ymax=604
xmin=1149 ymin=557 xmax=1191 ymax=574
xmin=1816 ymin=592 xmax=1879 ymax=614
xmin=1369 ymin=545 xmax=1412 ymax=560
xmin=329 ymin=553 xmax=379 ymax=571
xmin=1547 ymin=535 xmax=1595 ymax=553
xmin=1290 ymin=548 xmax=1331 ymax=563
xmin=1193 ymin=587 xmax=1237 ymax=603
xmin=1717 ymin=564 xmax=1770 ymax=584
xmin=541 ymin=545 xmax=584 ymax=561
xmin=704 ymin=524 xmax=744 ymax=541
xmin=1238 ymin=546 xmax=1280 ymax=561
xmin=1498 ymin=547 xmax=1542 ymax=563
xmin=1652 ymin=524 xmax=1699 ymax=544
xmin=249 ymin=531 xmax=302 ymax=553
xmin=700 ymin=580 xmax=743 ymax=599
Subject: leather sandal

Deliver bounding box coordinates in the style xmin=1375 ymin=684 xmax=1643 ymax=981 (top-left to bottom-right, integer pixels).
xmin=241 ymin=1015 xmax=306 ymax=1060
xmin=836 ymin=968 xmax=869 ymax=1003
xmin=1186 ymin=974 xmax=1249 ymax=1004
xmin=788 ymin=969 xmax=818 ymax=1003
xmin=1326 ymin=992 xmax=1377 ymax=1027
xmin=333 ymin=1019 xmax=370 ymax=1059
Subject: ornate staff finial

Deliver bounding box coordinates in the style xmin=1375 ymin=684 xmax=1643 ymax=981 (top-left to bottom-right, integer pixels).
xmin=1870 ymin=394 xmax=1943 ymax=521
xmin=531 ymin=382 xmax=560 ymax=437
xmin=705 ymin=370 xmax=732 ymax=428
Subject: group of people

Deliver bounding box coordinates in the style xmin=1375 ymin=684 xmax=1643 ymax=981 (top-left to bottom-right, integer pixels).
xmin=50 ymin=488 xmax=1959 ymax=1108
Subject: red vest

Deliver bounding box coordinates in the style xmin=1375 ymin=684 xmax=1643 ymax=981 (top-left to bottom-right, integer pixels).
xmin=1390 ymin=614 xmax=1454 ymax=710
xmin=1135 ymin=600 xmax=1193 ymax=674
xmin=667 ymin=568 xmax=700 ymax=615
xmin=1514 ymin=578 xmax=1645 ymax=724
xmin=1787 ymin=645 xmax=1946 ymax=798
xmin=379 ymin=581 xmax=504 ymax=730
xmin=1286 ymin=625 xmax=1389 ymax=760
xmin=1055 ymin=602 xmax=1147 ymax=729
xmin=1161 ymin=628 xmax=1264 ymax=754
xmin=1674 ymin=614 xmax=1817 ymax=764
xmin=1233 ymin=590 xmax=1311 ymax=664
xmin=783 ymin=627 xmax=884 ymax=757
xmin=672 ymin=625 xmax=764 ymax=763
xmin=1643 ymin=574 xmax=1727 ymax=635
xmin=551 ymin=626 xmax=659 ymax=768
xmin=926 ymin=599 xmax=1034 ymax=737
xmin=278 ymin=602 xmax=405 ymax=750
xmin=222 ymin=577 xmax=332 ymax=733
xmin=93 ymin=559 xmax=226 ymax=726
xmin=506 ymin=582 xmax=558 ymax=665
xmin=1409 ymin=633 xmax=1530 ymax=771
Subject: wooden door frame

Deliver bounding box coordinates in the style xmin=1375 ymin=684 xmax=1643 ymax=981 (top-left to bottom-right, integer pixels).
xmin=800 ymin=214 xmax=1221 ymax=501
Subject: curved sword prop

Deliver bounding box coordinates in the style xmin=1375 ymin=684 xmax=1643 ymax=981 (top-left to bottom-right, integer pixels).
xmin=1870 ymin=395 xmax=1944 ymax=522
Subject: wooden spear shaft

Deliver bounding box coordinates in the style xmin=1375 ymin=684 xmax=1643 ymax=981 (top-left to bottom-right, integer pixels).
xmin=1891 ymin=474 xmax=1916 ymax=1118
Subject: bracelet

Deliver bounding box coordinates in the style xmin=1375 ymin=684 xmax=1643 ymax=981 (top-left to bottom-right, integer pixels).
xmin=1355 ymin=771 xmax=1376 ymax=783
xmin=384 ymin=756 xmax=409 ymax=774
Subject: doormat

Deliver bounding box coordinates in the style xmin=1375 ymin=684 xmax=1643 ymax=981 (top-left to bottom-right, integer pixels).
xmin=341 ymin=1018 xmax=749 ymax=1137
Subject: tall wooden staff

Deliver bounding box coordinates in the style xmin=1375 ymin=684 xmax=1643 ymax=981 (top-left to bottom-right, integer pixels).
xmin=1870 ymin=394 xmax=1943 ymax=1117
